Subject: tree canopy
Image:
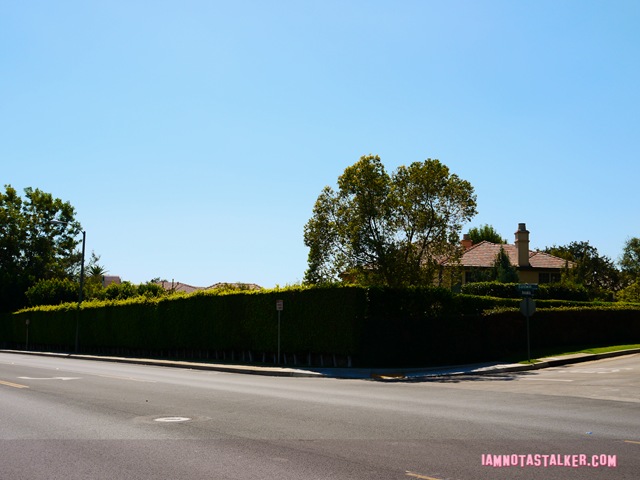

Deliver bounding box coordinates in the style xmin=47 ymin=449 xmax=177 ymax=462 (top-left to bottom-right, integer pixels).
xmin=619 ymin=237 xmax=640 ymax=283
xmin=303 ymin=155 xmax=477 ymax=286
xmin=492 ymin=246 xmax=519 ymax=283
xmin=467 ymin=224 xmax=506 ymax=244
xmin=544 ymin=241 xmax=620 ymax=296
xmin=0 ymin=185 xmax=83 ymax=311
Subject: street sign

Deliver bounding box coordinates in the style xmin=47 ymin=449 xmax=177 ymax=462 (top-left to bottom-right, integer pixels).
xmin=520 ymin=297 xmax=536 ymax=317
xmin=520 ymin=296 xmax=536 ymax=363
xmin=517 ymin=283 xmax=539 ymax=297
xmin=276 ymin=299 xmax=283 ymax=311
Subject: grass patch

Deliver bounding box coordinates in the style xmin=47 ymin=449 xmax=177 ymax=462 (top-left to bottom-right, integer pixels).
xmin=513 ymin=344 xmax=640 ymax=364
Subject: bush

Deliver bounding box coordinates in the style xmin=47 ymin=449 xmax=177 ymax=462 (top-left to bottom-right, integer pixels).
xmin=104 ymin=281 xmax=138 ymax=300
xmin=4 ymin=285 xmax=640 ymax=367
xmin=25 ymin=278 xmax=78 ymax=306
xmin=137 ymin=282 xmax=166 ymax=298
xmin=618 ymin=282 xmax=640 ymax=303
xmin=461 ymin=281 xmax=590 ymax=301
xmin=461 ymin=282 xmax=520 ymax=298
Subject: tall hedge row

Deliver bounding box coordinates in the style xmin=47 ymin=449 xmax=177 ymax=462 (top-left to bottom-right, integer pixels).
xmin=461 ymin=282 xmax=590 ymax=301
xmin=1 ymin=286 xmax=639 ymax=367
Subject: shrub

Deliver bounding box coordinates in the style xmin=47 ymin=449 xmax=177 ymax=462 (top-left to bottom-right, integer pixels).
xmin=137 ymin=282 xmax=166 ymax=298
xmin=461 ymin=281 xmax=590 ymax=301
xmin=461 ymin=282 xmax=520 ymax=298
xmin=618 ymin=282 xmax=640 ymax=303
xmin=25 ymin=278 xmax=78 ymax=306
xmin=104 ymin=281 xmax=138 ymax=300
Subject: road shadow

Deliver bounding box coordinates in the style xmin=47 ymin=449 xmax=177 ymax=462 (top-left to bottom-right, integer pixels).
xmin=371 ymin=370 xmax=540 ymax=383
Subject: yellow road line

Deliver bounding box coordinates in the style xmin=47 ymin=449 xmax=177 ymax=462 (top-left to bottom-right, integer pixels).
xmin=624 ymin=440 xmax=640 ymax=445
xmin=405 ymin=471 xmax=441 ymax=480
xmin=0 ymin=379 xmax=29 ymax=389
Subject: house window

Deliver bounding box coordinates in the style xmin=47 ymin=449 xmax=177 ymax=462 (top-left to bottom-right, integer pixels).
xmin=465 ymin=269 xmax=492 ymax=284
xmin=539 ymin=272 xmax=561 ymax=284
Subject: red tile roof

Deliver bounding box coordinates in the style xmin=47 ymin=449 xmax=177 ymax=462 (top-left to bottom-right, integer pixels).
xmin=153 ymin=281 xmax=263 ymax=293
xmin=452 ymin=241 xmax=572 ymax=269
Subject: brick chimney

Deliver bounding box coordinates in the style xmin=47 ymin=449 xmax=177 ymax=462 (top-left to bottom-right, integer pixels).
xmin=514 ymin=223 xmax=530 ymax=267
xmin=461 ymin=234 xmax=473 ymax=250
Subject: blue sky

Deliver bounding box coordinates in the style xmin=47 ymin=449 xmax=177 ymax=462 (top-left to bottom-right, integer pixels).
xmin=2 ymin=0 xmax=638 ymax=288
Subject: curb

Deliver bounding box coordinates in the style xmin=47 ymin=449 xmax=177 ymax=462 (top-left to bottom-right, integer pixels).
xmin=396 ymin=348 xmax=640 ymax=381
xmin=0 ymin=349 xmax=323 ymax=378
xmin=1 ymin=348 xmax=638 ymax=380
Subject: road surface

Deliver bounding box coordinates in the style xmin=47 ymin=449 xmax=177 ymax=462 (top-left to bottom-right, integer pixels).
xmin=0 ymin=352 xmax=638 ymax=479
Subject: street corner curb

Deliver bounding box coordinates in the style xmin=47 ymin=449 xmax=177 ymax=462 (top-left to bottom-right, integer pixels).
xmin=484 ymin=348 xmax=640 ymax=375
xmin=370 ymin=372 xmax=408 ymax=381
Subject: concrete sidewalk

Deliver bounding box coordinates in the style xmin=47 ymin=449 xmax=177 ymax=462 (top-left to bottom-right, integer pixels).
xmin=2 ymin=348 xmax=639 ymax=381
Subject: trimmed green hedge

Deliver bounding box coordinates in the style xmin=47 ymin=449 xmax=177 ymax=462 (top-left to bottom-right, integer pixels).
xmin=461 ymin=282 xmax=590 ymax=301
xmin=1 ymin=286 xmax=639 ymax=367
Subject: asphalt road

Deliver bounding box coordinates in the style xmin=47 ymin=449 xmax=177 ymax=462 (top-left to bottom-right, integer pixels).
xmin=0 ymin=352 xmax=638 ymax=480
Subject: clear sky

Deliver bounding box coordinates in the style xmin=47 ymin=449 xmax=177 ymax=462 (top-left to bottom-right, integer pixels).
xmin=2 ymin=0 xmax=638 ymax=288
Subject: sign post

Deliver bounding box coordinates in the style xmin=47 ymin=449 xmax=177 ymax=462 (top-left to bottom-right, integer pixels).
xmin=276 ymin=300 xmax=283 ymax=365
xmin=517 ymin=284 xmax=537 ymax=362
xmin=25 ymin=318 xmax=30 ymax=351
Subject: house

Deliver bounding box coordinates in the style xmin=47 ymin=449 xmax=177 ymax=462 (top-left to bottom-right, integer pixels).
xmin=452 ymin=223 xmax=573 ymax=284
xmin=154 ymin=281 xmax=203 ymax=294
xmin=102 ymin=275 xmax=122 ymax=287
xmin=153 ymin=281 xmax=262 ymax=294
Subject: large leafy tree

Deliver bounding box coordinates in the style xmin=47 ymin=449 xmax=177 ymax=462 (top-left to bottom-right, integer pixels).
xmin=303 ymin=155 xmax=477 ymax=286
xmin=0 ymin=185 xmax=82 ymax=312
xmin=544 ymin=241 xmax=620 ymax=294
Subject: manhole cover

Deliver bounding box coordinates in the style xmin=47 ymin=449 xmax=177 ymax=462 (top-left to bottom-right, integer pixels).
xmin=134 ymin=415 xmax=209 ymax=425
xmin=154 ymin=416 xmax=191 ymax=423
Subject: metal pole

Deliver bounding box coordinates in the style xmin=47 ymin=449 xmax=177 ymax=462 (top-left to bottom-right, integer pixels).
xmin=75 ymin=230 xmax=86 ymax=353
xmin=526 ymin=298 xmax=531 ymax=362
xmin=277 ymin=310 xmax=281 ymax=366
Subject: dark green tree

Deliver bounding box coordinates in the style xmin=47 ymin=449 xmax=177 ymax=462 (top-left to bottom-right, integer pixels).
xmin=544 ymin=241 xmax=620 ymax=297
xmin=303 ymin=155 xmax=477 ymax=286
xmin=619 ymin=237 xmax=640 ymax=284
xmin=468 ymin=224 xmax=507 ymax=244
xmin=0 ymin=185 xmax=82 ymax=312
xmin=492 ymin=246 xmax=519 ymax=283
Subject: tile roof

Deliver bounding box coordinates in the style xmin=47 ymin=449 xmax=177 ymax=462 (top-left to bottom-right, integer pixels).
xmin=453 ymin=241 xmax=572 ymax=269
xmin=206 ymin=282 xmax=263 ymax=291
xmin=154 ymin=281 xmax=202 ymax=294
xmin=153 ymin=281 xmax=263 ymax=293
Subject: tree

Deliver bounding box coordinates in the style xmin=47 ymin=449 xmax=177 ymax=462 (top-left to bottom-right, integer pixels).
xmin=619 ymin=237 xmax=640 ymax=284
xmin=492 ymin=246 xmax=519 ymax=283
xmin=544 ymin=241 xmax=620 ymax=296
xmin=0 ymin=185 xmax=83 ymax=312
xmin=84 ymin=252 xmax=108 ymax=300
xmin=303 ymin=155 xmax=477 ymax=286
xmin=25 ymin=278 xmax=79 ymax=307
xmin=467 ymin=224 xmax=506 ymax=244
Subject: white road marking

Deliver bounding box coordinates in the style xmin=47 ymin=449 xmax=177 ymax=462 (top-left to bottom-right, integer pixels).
xmin=95 ymin=374 xmax=156 ymax=383
xmin=18 ymin=376 xmax=80 ymax=381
